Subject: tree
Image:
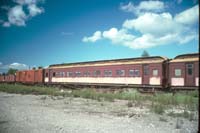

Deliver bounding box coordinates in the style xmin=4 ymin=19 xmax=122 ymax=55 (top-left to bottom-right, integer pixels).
xmin=7 ymin=68 xmax=18 ymax=75
xmin=38 ymin=66 xmax=43 ymax=69
xmin=141 ymin=50 xmax=150 ymax=57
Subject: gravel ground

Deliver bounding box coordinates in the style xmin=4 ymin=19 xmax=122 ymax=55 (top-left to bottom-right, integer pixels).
xmin=0 ymin=92 xmax=198 ymax=133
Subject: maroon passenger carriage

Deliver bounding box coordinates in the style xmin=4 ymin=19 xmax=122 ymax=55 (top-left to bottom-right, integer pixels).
xmin=0 ymin=53 xmax=198 ymax=91
xmin=168 ymin=53 xmax=199 ymax=90
xmin=44 ymin=56 xmax=168 ymax=89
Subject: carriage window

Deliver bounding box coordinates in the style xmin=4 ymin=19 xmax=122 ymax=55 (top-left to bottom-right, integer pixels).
xmin=68 ymin=72 xmax=73 ymax=77
xmin=61 ymin=72 xmax=65 ymax=77
xmin=104 ymin=70 xmax=112 ymax=77
xmin=66 ymin=72 xmax=68 ymax=77
xmin=175 ymin=69 xmax=181 ymax=76
xmin=134 ymin=70 xmax=140 ymax=76
xmin=56 ymin=72 xmax=63 ymax=77
xmin=186 ymin=64 xmax=193 ymax=75
xmin=116 ymin=70 xmax=125 ymax=76
xmin=83 ymin=71 xmax=90 ymax=77
xmin=45 ymin=73 xmax=48 ymax=77
xmin=129 ymin=70 xmax=134 ymax=76
xmin=53 ymin=72 xmax=56 ymax=77
xmin=75 ymin=72 xmax=81 ymax=77
xmin=129 ymin=70 xmax=140 ymax=76
xmin=94 ymin=70 xmax=101 ymax=76
xmin=144 ymin=65 xmax=149 ymax=75
xmin=56 ymin=72 xmax=59 ymax=76
xmin=153 ymin=69 xmax=158 ymax=76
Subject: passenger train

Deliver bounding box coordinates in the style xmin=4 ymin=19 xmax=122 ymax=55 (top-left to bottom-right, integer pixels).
xmin=0 ymin=53 xmax=199 ymax=90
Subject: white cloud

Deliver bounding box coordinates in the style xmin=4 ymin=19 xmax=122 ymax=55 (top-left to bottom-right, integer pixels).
xmin=0 ymin=62 xmax=29 ymax=73
xmin=121 ymin=8 xmax=198 ymax=49
xmin=9 ymin=62 xmax=28 ymax=70
xmin=2 ymin=22 xmax=11 ymax=27
xmin=1 ymin=0 xmax=44 ymax=27
xmin=123 ymin=12 xmax=186 ymax=37
xmin=120 ymin=2 xmax=135 ymax=13
xmin=28 ymin=4 xmax=43 ymax=17
xmin=14 ymin=0 xmax=38 ymax=5
xmin=83 ymin=4 xmax=198 ymax=49
xmin=44 ymin=66 xmax=49 ymax=69
xmin=82 ymin=31 xmax=102 ymax=42
xmin=7 ymin=5 xmax=27 ymax=26
xmin=120 ymin=1 xmax=165 ymax=15
xmin=138 ymin=0 xmax=165 ymax=11
xmin=102 ymin=28 xmax=135 ymax=44
xmin=123 ymin=33 xmax=196 ymax=49
xmin=174 ymin=5 xmax=199 ymax=25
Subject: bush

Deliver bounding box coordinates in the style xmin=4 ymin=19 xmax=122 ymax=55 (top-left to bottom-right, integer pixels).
xmin=151 ymin=104 xmax=165 ymax=114
xmin=159 ymin=117 xmax=168 ymax=122
xmin=127 ymin=101 xmax=133 ymax=107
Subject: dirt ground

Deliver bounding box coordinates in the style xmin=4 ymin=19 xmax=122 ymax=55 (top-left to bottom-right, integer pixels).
xmin=0 ymin=92 xmax=198 ymax=133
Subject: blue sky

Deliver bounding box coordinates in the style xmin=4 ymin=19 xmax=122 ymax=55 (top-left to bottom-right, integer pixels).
xmin=0 ymin=0 xmax=199 ymax=73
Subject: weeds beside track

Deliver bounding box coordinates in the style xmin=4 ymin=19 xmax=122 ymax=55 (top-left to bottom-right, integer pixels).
xmin=0 ymin=83 xmax=198 ymax=117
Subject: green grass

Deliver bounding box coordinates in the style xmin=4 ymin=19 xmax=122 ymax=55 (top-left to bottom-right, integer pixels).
xmin=0 ymin=83 xmax=62 ymax=96
xmin=71 ymin=89 xmax=115 ymax=102
xmin=151 ymin=103 xmax=165 ymax=114
xmin=0 ymin=83 xmax=198 ymax=114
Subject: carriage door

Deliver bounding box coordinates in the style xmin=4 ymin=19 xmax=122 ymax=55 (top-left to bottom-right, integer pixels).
xmin=142 ymin=64 xmax=149 ymax=85
xmin=185 ymin=63 xmax=195 ymax=86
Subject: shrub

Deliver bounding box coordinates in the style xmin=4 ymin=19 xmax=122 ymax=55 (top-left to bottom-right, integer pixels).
xmin=127 ymin=101 xmax=133 ymax=107
xmin=151 ymin=104 xmax=165 ymax=114
xmin=159 ymin=117 xmax=168 ymax=122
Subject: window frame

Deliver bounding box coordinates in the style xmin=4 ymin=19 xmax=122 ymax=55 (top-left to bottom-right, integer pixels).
xmin=174 ymin=69 xmax=182 ymax=77
xmin=83 ymin=71 xmax=90 ymax=77
xmin=152 ymin=69 xmax=158 ymax=77
xmin=116 ymin=70 xmax=125 ymax=76
xmin=61 ymin=72 xmax=65 ymax=77
xmin=186 ymin=63 xmax=193 ymax=76
xmin=68 ymin=72 xmax=73 ymax=77
xmin=104 ymin=70 xmax=112 ymax=77
xmin=129 ymin=70 xmax=134 ymax=76
xmin=93 ymin=70 xmax=101 ymax=77
xmin=129 ymin=69 xmax=140 ymax=77
xmin=75 ymin=71 xmax=81 ymax=77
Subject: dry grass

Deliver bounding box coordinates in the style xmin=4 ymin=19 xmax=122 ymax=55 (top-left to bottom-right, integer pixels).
xmin=0 ymin=83 xmax=198 ymax=115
